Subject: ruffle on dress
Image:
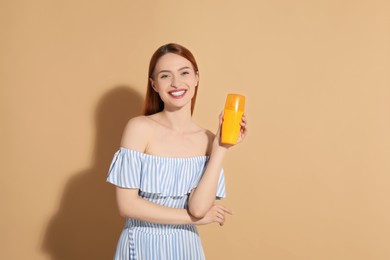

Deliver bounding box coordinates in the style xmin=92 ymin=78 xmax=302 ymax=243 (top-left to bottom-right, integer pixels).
xmin=106 ymin=147 xmax=226 ymax=199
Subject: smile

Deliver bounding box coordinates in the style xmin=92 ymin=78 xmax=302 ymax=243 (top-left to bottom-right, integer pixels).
xmin=169 ymin=89 xmax=187 ymax=97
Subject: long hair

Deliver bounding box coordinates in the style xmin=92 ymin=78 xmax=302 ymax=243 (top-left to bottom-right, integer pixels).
xmin=143 ymin=43 xmax=199 ymax=116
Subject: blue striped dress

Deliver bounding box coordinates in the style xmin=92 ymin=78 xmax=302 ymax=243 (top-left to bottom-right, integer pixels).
xmin=106 ymin=147 xmax=226 ymax=260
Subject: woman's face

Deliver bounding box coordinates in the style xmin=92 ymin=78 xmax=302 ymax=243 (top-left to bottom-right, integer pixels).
xmin=151 ymin=53 xmax=199 ymax=112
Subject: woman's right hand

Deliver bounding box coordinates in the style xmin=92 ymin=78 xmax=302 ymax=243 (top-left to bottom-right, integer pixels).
xmin=195 ymin=203 xmax=232 ymax=226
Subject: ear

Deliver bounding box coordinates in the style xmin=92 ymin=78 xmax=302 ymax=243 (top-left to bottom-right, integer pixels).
xmin=195 ymin=71 xmax=199 ymax=87
xmin=150 ymin=78 xmax=158 ymax=92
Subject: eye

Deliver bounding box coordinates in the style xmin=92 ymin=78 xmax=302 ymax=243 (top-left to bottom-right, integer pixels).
xmin=181 ymin=71 xmax=190 ymax=76
xmin=159 ymin=74 xmax=170 ymax=79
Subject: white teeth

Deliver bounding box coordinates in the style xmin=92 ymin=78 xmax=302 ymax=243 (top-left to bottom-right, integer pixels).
xmin=170 ymin=90 xmax=186 ymax=96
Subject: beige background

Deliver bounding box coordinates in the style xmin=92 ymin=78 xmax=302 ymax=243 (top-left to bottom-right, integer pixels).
xmin=1 ymin=0 xmax=390 ymax=259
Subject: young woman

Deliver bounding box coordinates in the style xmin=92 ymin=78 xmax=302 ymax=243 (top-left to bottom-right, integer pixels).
xmin=106 ymin=43 xmax=247 ymax=259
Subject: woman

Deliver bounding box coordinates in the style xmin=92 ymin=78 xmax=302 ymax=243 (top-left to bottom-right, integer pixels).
xmin=107 ymin=43 xmax=247 ymax=259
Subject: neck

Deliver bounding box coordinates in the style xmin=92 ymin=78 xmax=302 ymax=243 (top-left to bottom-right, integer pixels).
xmin=160 ymin=106 xmax=194 ymax=133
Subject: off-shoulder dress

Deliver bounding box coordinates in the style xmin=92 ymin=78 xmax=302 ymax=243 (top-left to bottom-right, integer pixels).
xmin=106 ymin=147 xmax=226 ymax=260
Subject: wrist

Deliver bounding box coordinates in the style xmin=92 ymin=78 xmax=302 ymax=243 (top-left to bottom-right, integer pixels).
xmin=211 ymin=144 xmax=227 ymax=157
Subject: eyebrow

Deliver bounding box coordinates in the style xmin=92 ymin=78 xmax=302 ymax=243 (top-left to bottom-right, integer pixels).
xmin=157 ymin=66 xmax=192 ymax=74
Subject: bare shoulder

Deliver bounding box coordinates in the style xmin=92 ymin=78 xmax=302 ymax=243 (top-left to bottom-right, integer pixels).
xmin=120 ymin=116 xmax=154 ymax=152
xmin=203 ymin=128 xmax=216 ymax=140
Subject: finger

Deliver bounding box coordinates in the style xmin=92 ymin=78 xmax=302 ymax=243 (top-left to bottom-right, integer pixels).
xmin=219 ymin=111 xmax=224 ymax=121
xmin=219 ymin=215 xmax=226 ymax=226
xmin=217 ymin=111 xmax=224 ymax=128
xmin=240 ymin=124 xmax=247 ymax=132
xmin=241 ymin=114 xmax=248 ymax=126
xmin=217 ymin=207 xmax=231 ymax=216
xmin=218 ymin=205 xmax=233 ymax=215
xmin=224 ymin=209 xmax=233 ymax=215
xmin=214 ymin=214 xmax=224 ymax=226
xmin=241 ymin=114 xmax=247 ymax=122
xmin=240 ymin=124 xmax=248 ymax=135
xmin=216 ymin=207 xmax=226 ymax=217
xmin=240 ymin=127 xmax=248 ymax=135
xmin=217 ymin=216 xmax=225 ymax=226
xmin=216 ymin=215 xmax=224 ymax=223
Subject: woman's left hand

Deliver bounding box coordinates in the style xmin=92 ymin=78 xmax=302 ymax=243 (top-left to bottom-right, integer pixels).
xmin=236 ymin=114 xmax=248 ymax=144
xmin=214 ymin=112 xmax=248 ymax=148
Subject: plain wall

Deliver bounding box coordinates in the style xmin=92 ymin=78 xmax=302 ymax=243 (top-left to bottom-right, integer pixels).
xmin=1 ymin=0 xmax=389 ymax=259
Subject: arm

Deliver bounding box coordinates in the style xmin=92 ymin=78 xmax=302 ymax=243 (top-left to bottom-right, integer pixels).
xmin=116 ymin=187 xmax=230 ymax=225
xmin=116 ymin=187 xmax=196 ymax=224
xmin=188 ymin=114 xmax=248 ymax=218
xmin=188 ymin=141 xmax=227 ymax=218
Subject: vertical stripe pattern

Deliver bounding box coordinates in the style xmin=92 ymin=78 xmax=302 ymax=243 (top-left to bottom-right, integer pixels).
xmin=106 ymin=147 xmax=226 ymax=260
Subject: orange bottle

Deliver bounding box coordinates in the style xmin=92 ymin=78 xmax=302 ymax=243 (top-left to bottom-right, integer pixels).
xmin=221 ymin=94 xmax=245 ymax=144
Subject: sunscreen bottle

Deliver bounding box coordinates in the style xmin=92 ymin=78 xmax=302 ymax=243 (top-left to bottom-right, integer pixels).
xmin=221 ymin=94 xmax=245 ymax=144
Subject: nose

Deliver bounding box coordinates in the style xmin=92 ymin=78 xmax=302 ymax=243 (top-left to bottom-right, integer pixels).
xmin=170 ymin=75 xmax=181 ymax=88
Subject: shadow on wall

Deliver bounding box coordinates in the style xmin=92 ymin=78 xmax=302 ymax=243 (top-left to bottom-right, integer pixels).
xmin=42 ymin=86 xmax=143 ymax=260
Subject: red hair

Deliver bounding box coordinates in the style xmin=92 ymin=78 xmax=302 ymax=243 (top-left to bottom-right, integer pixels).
xmin=143 ymin=43 xmax=199 ymax=116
